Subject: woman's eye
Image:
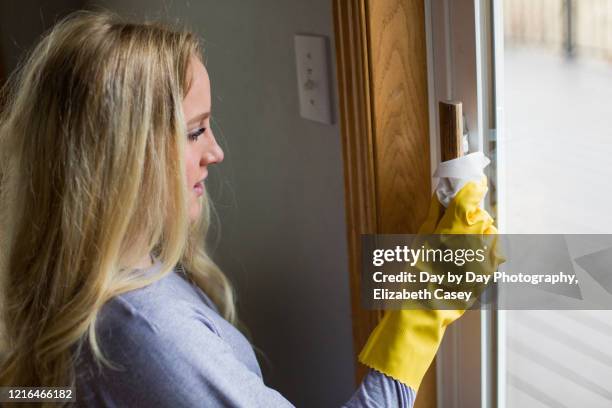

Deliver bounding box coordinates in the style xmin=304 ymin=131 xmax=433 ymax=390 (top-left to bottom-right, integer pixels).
xmin=187 ymin=127 xmax=206 ymax=141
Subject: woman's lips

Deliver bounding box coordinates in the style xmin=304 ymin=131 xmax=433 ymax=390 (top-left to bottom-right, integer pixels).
xmin=194 ymin=181 xmax=204 ymax=196
xmin=193 ymin=171 xmax=207 ymax=197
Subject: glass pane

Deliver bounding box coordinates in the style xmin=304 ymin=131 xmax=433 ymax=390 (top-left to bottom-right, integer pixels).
xmin=500 ymin=0 xmax=612 ymax=406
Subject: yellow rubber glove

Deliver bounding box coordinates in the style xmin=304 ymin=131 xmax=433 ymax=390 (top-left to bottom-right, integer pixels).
xmin=358 ymin=176 xmax=501 ymax=391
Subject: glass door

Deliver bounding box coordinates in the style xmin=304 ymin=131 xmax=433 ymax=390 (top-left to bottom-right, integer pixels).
xmin=426 ymin=1 xmax=612 ymax=406
xmin=496 ymin=1 xmax=612 ymax=406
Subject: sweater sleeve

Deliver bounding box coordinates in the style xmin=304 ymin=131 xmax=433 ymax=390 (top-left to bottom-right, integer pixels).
xmin=344 ymin=370 xmax=417 ymax=408
xmin=75 ymin=295 xmax=415 ymax=407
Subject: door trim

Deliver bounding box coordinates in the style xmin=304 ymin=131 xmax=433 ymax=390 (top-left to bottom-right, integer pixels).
xmin=333 ymin=1 xmax=435 ymax=407
xmin=332 ymin=0 xmax=382 ymax=385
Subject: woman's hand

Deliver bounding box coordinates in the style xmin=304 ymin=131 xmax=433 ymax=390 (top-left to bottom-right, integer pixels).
xmin=358 ymin=177 xmax=503 ymax=391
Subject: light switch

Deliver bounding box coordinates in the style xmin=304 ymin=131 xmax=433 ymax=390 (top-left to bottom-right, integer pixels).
xmin=294 ymin=34 xmax=333 ymax=124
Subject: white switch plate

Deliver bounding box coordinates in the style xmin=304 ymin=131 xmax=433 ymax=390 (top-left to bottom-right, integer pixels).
xmin=294 ymin=34 xmax=333 ymax=124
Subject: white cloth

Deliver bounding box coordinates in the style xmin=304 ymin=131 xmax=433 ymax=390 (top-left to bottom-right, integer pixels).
xmin=434 ymin=152 xmax=490 ymax=207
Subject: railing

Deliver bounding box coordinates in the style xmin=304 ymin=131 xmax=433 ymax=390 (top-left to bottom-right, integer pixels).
xmin=504 ymin=0 xmax=612 ymax=61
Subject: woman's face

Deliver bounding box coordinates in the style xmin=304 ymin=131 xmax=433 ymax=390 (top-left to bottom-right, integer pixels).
xmin=182 ymin=57 xmax=224 ymax=222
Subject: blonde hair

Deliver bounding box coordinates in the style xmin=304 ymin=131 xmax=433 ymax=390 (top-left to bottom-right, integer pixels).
xmin=0 ymin=11 xmax=237 ymax=390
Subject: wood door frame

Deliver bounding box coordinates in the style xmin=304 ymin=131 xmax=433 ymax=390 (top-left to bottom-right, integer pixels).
xmin=332 ymin=1 xmax=436 ymax=407
xmin=332 ymin=0 xmax=381 ymax=383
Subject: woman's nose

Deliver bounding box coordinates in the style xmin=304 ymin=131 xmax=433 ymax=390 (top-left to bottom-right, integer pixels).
xmin=203 ymin=131 xmax=224 ymax=165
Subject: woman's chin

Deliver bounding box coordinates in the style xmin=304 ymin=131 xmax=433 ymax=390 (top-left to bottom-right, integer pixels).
xmin=189 ymin=200 xmax=202 ymax=223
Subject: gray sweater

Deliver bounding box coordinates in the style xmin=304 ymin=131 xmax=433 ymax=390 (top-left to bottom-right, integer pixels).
xmin=74 ymin=260 xmax=416 ymax=407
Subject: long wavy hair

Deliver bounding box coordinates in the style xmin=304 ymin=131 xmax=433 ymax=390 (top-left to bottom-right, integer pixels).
xmin=0 ymin=11 xmax=237 ymax=390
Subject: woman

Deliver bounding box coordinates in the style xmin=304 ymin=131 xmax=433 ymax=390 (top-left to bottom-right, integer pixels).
xmin=0 ymin=12 xmax=419 ymax=407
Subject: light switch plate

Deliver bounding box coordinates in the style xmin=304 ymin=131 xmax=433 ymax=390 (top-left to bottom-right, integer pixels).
xmin=294 ymin=34 xmax=333 ymax=124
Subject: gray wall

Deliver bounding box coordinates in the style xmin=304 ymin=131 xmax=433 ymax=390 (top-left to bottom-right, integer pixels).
xmin=85 ymin=1 xmax=353 ymax=407
xmin=0 ymin=1 xmax=85 ymax=74
xmin=0 ymin=1 xmax=355 ymax=405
